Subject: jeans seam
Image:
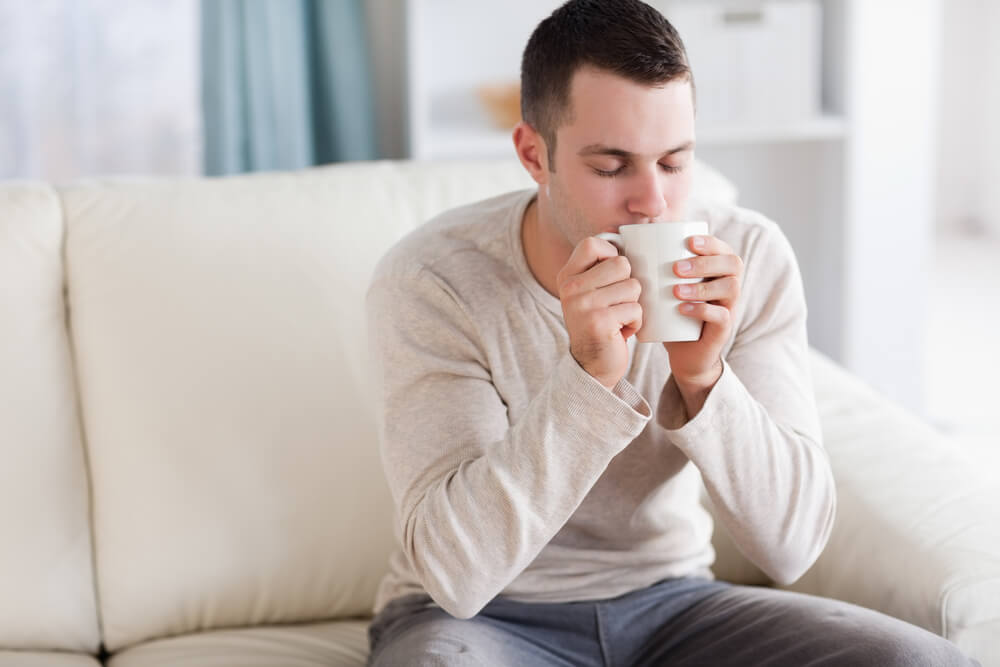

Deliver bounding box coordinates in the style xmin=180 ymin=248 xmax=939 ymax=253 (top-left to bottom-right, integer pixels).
xmin=595 ymin=602 xmax=612 ymax=667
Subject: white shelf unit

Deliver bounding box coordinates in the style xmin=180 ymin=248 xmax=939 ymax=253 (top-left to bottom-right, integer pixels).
xmin=400 ymin=0 xmax=939 ymax=414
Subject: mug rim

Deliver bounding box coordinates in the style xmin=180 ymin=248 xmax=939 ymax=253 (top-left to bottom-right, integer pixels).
xmin=616 ymin=220 xmax=708 ymax=230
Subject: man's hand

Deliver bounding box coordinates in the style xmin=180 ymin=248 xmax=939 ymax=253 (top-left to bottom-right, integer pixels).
xmin=665 ymin=234 xmax=744 ymax=413
xmin=558 ymin=237 xmax=642 ymax=390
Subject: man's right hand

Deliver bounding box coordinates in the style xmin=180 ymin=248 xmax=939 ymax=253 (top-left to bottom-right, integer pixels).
xmin=557 ymin=236 xmax=643 ymax=390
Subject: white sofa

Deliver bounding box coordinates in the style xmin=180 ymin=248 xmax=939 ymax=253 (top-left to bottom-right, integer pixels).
xmin=2 ymin=158 xmax=998 ymax=666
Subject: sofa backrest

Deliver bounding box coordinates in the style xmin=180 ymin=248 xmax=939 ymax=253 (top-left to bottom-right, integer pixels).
xmin=0 ymin=184 xmax=101 ymax=654
xmin=12 ymin=157 xmax=738 ymax=652
xmin=59 ymin=159 xmax=544 ymax=651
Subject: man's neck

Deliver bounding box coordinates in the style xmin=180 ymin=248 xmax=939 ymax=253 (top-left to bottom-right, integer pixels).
xmin=521 ymin=196 xmax=571 ymax=298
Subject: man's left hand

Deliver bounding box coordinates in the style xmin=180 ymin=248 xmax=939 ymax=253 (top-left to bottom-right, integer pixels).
xmin=664 ymin=234 xmax=744 ymax=394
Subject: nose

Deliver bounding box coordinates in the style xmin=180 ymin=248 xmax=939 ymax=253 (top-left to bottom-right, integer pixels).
xmin=625 ymin=164 xmax=667 ymax=222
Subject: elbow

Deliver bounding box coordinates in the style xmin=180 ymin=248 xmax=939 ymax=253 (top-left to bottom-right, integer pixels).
xmin=433 ymin=594 xmax=488 ymax=621
xmin=768 ymin=480 xmax=838 ymax=586
xmin=400 ymin=513 xmax=495 ymax=620
xmin=761 ymin=537 xmax=823 ymax=586
xmin=409 ymin=565 xmax=492 ymax=620
xmin=766 ymin=557 xmax=812 ymax=587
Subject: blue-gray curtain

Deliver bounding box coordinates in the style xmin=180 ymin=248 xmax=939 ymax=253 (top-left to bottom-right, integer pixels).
xmin=200 ymin=0 xmax=377 ymax=175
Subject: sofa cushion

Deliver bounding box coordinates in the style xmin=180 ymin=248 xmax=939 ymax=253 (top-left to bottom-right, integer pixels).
xmin=0 ymin=184 xmax=101 ymax=654
xmin=61 ymin=158 xmax=737 ymax=651
xmin=106 ymin=620 xmax=368 ymax=667
xmin=786 ymin=350 xmax=1000 ymax=665
xmin=0 ymin=653 xmax=102 ymax=667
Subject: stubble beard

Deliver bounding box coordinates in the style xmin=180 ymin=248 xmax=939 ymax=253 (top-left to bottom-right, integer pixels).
xmin=545 ymin=178 xmax=595 ymax=256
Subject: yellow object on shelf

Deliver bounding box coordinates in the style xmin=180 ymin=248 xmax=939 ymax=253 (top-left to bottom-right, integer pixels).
xmin=476 ymin=82 xmax=522 ymax=129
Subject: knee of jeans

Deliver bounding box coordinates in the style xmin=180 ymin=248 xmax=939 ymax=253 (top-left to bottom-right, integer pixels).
xmin=369 ymin=618 xmax=492 ymax=667
xmin=916 ymin=643 xmax=979 ymax=667
xmin=868 ymin=635 xmax=976 ymax=667
xmin=372 ymin=638 xmax=488 ymax=667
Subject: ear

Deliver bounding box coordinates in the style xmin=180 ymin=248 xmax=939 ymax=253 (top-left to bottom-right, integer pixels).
xmin=512 ymin=121 xmax=550 ymax=186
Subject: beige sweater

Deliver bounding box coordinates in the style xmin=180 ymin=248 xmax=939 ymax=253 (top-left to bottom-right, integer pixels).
xmin=366 ymin=189 xmax=836 ymax=619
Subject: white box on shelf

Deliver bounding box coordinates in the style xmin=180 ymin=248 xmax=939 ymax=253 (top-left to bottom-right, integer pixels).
xmin=656 ymin=0 xmax=822 ymax=126
xmin=407 ymin=0 xmax=562 ymax=159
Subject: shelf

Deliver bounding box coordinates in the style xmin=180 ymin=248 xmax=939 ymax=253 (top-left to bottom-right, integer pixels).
xmin=416 ymin=115 xmax=848 ymax=160
xmin=696 ymin=115 xmax=847 ymax=145
xmin=417 ymin=126 xmax=513 ymax=160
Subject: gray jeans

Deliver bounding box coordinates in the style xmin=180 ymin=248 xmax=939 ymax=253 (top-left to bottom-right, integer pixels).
xmin=367 ymin=577 xmax=980 ymax=666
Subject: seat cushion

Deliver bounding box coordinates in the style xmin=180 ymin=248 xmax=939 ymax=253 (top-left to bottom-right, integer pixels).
xmin=0 ymin=183 xmax=100 ymax=653
xmin=0 ymin=652 xmax=101 ymax=667
xmin=107 ymin=620 xmax=369 ymax=667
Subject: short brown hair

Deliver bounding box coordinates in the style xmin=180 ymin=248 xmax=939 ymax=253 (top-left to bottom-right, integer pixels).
xmin=520 ymin=0 xmax=693 ymax=167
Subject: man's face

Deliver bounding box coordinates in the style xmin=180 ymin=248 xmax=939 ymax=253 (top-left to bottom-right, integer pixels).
xmin=542 ymin=67 xmax=696 ymax=251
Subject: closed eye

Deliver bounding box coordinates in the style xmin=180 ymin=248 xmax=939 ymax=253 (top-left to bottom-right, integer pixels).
xmin=593 ymin=163 xmax=684 ymax=178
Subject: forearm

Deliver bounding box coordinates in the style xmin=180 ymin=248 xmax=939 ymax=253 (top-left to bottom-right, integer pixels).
xmin=658 ymin=361 xmax=835 ymax=584
xmin=392 ymin=354 xmax=649 ymax=618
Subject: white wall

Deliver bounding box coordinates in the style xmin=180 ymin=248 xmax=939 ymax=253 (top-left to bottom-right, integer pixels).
xmin=839 ymin=0 xmax=939 ymax=413
xmin=936 ymin=0 xmax=1000 ymax=237
xmin=984 ymin=3 xmax=1000 ymax=236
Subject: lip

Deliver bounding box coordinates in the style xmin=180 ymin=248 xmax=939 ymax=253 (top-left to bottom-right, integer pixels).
xmin=604 ymin=220 xmax=655 ymax=233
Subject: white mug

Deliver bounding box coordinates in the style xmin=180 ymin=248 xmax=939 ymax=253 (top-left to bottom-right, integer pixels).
xmin=597 ymin=221 xmax=708 ymax=343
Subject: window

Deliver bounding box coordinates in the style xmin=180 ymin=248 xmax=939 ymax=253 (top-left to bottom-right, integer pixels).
xmin=0 ymin=0 xmax=201 ymax=182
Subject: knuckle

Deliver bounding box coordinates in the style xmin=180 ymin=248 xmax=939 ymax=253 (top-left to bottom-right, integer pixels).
xmin=566 ymin=292 xmax=589 ymax=313
xmin=582 ymin=236 xmax=602 ymax=254
xmin=576 ymin=292 xmax=595 ymax=312
xmin=627 ymin=278 xmax=642 ymax=297
xmin=561 ymin=276 xmax=583 ymax=296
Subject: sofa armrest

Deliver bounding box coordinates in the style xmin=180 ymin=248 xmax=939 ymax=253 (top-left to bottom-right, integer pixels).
xmin=784 ymin=350 xmax=1000 ymax=666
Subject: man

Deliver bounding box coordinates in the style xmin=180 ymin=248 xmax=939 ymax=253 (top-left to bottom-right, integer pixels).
xmin=365 ymin=1 xmax=979 ymax=665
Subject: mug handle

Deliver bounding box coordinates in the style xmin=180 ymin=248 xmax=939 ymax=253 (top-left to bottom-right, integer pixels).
xmin=595 ymin=232 xmax=624 ymax=253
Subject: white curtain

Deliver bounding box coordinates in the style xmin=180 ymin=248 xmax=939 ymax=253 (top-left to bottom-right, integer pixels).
xmin=0 ymin=0 xmax=201 ymax=183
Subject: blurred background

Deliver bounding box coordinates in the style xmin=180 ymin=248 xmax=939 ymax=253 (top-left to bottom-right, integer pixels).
xmin=1 ymin=0 xmax=997 ymax=460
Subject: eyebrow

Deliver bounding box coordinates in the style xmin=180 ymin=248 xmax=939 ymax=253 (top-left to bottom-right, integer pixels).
xmin=577 ymin=141 xmax=695 ymax=159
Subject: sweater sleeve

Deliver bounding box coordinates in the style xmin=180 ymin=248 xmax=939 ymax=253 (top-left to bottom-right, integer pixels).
xmin=655 ymin=220 xmax=836 ymax=585
xmin=367 ymin=267 xmax=650 ymax=619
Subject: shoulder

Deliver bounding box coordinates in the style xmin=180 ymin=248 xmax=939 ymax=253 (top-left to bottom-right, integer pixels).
xmin=369 ymin=189 xmax=533 ymax=291
xmin=691 ymin=200 xmax=798 ymax=272
xmin=692 ymin=201 xmax=808 ymax=342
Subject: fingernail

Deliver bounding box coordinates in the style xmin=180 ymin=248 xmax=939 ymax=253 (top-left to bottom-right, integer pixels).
xmin=678 ymin=285 xmax=693 ymax=297
xmin=680 ymin=303 xmax=695 ymax=312
xmin=677 ymin=260 xmax=692 ymax=274
xmin=692 ymin=236 xmax=705 ymax=249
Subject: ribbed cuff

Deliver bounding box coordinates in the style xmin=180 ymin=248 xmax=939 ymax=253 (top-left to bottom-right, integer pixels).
xmin=557 ymin=353 xmax=651 ymax=442
xmin=658 ymin=358 xmax=735 ymax=442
